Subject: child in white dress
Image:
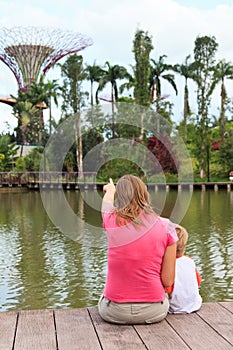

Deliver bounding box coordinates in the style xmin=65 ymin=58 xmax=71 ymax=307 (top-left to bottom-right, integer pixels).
xmin=166 ymin=224 xmax=202 ymax=314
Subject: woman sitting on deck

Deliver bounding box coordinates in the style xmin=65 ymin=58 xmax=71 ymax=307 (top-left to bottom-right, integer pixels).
xmin=98 ymin=175 xmax=178 ymax=324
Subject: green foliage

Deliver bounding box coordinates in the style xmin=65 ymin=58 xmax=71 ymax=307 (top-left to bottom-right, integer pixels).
xmin=97 ymin=158 xmax=144 ymax=182
xmin=85 ymin=61 xmax=104 ymax=106
xmin=211 ymin=60 xmax=233 ymax=137
xmin=63 ymin=151 xmax=76 ymax=172
xmin=11 ymin=75 xmax=59 ymax=144
xmin=150 ymin=55 xmax=178 ymax=107
xmin=58 ymin=54 xmax=90 ymax=172
xmin=24 ymin=147 xmax=43 ymax=171
xmin=2 ymin=28 xmax=232 ymax=183
xmin=14 ymin=157 xmax=26 ymax=171
xmin=96 ymin=61 xmax=129 ymax=103
xmin=193 ymin=35 xmax=219 ymax=178
xmin=133 ymin=29 xmax=153 ymax=106
xmin=218 ymin=133 xmax=233 ymax=173
xmin=0 ymin=135 xmax=18 ymax=171
xmin=209 ymin=163 xmax=228 ymax=180
xmin=0 ymin=154 xmax=5 ymax=171
xmin=59 ymin=54 xmax=88 ymax=114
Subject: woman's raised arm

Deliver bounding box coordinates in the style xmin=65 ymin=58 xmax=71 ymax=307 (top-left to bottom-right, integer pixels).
xmin=101 ymin=178 xmax=116 ymax=213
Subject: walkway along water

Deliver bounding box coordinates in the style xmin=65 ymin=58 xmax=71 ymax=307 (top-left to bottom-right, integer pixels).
xmin=0 ymin=171 xmax=232 ymax=191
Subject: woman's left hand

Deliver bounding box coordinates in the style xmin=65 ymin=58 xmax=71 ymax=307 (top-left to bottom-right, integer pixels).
xmin=103 ymin=178 xmax=115 ymax=193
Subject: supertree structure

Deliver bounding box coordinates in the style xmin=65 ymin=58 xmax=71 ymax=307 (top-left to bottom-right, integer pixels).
xmin=0 ymin=26 xmax=93 ymax=90
xmin=0 ymin=26 xmax=93 ymax=144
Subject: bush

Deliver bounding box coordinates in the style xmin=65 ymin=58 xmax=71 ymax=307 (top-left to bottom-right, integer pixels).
xmin=14 ymin=157 xmax=26 ymax=171
xmin=97 ymin=158 xmax=144 ymax=182
xmin=209 ymin=163 xmax=228 ymax=181
xmin=24 ymin=147 xmax=43 ymax=171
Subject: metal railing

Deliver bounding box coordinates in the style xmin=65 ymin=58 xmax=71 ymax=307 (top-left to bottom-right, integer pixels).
xmin=0 ymin=172 xmax=97 ymax=187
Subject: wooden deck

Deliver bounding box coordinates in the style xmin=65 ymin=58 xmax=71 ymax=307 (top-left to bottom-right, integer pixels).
xmin=1 ymin=302 xmax=232 ymax=350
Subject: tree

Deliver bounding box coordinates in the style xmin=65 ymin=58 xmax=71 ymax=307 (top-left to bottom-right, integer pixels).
xmin=11 ymin=92 xmax=41 ymax=145
xmin=24 ymin=147 xmax=43 ymax=171
xmin=149 ymin=55 xmax=177 ymax=134
xmin=96 ymin=61 xmax=129 ymax=137
xmin=85 ymin=62 xmax=105 ymax=128
xmin=119 ymin=67 xmax=135 ymax=95
xmin=219 ymin=132 xmax=233 ymax=174
xmin=85 ymin=61 xmax=104 ymax=107
xmin=193 ymin=35 xmax=218 ymax=179
xmin=12 ymin=75 xmax=60 ymax=144
xmin=132 ymin=29 xmax=153 ymax=139
xmin=133 ymin=29 xmax=153 ymax=106
xmin=210 ymin=59 xmax=233 ymax=138
xmin=149 ymin=55 xmax=178 ymax=109
xmin=59 ymin=54 xmax=88 ymax=173
xmin=29 ymin=75 xmax=60 ymax=137
xmin=0 ymin=134 xmax=18 ymax=171
xmin=174 ymin=55 xmax=195 ymax=141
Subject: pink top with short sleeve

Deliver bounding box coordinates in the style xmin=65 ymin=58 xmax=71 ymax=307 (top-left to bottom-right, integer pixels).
xmin=102 ymin=206 xmax=178 ymax=303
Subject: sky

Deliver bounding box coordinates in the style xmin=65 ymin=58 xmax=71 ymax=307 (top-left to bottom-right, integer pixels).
xmin=1 ymin=0 xmax=233 ymax=132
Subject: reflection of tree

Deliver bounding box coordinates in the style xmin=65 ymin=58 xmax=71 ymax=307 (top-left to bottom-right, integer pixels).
xmin=1 ymin=192 xmax=51 ymax=309
xmin=0 ymin=191 xmax=108 ymax=309
xmin=208 ymin=192 xmax=233 ymax=293
xmin=0 ymin=190 xmax=232 ymax=309
xmin=42 ymin=191 xmax=106 ymax=307
xmin=0 ymin=222 xmax=23 ymax=310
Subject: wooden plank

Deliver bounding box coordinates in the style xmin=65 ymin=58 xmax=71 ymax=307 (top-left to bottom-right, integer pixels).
xmin=197 ymin=302 xmax=233 ymax=346
xmin=134 ymin=319 xmax=190 ymax=349
xmin=167 ymin=310 xmax=233 ymax=350
xmin=0 ymin=311 xmax=18 ymax=350
xmin=55 ymin=308 xmax=102 ymax=350
xmin=14 ymin=309 xmax=56 ymax=350
xmin=88 ymin=306 xmax=147 ymax=350
xmin=219 ymin=301 xmax=233 ymax=313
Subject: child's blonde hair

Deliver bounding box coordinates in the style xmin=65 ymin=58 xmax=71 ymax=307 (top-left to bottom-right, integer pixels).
xmin=175 ymin=224 xmax=189 ymax=257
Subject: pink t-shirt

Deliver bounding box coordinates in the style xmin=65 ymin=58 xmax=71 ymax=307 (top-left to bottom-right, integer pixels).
xmin=102 ymin=207 xmax=178 ymax=303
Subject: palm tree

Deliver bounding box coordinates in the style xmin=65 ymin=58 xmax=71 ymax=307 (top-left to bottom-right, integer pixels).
xmin=149 ymin=55 xmax=178 ymax=110
xmin=11 ymin=90 xmax=41 ymax=144
xmin=149 ymin=55 xmax=178 ymax=133
xmin=173 ymin=55 xmax=195 ymax=140
xmin=0 ymin=134 xmax=18 ymax=170
xmin=96 ymin=61 xmax=129 ymax=137
xmin=119 ymin=66 xmax=135 ymax=95
xmin=210 ymin=59 xmax=233 ymax=137
xmin=85 ymin=61 xmax=104 ymax=107
xmin=29 ymin=75 xmax=60 ymax=136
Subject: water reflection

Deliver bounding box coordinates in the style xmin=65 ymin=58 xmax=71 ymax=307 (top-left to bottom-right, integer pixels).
xmin=160 ymin=190 xmax=233 ymax=303
xmin=0 ymin=189 xmax=232 ymax=311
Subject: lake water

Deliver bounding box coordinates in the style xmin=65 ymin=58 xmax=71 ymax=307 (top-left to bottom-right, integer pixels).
xmin=0 ymin=188 xmax=232 ymax=311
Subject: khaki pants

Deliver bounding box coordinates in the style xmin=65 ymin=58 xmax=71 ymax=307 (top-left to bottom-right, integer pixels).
xmin=98 ymin=295 xmax=169 ymax=324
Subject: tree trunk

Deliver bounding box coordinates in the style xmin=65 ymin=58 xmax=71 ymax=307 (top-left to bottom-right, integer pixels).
xmin=183 ymin=83 xmax=189 ymax=141
xmin=111 ymin=85 xmax=115 ymax=138
xmin=220 ymin=82 xmax=226 ymax=138
xmin=199 ymin=92 xmax=206 ymax=179
xmin=75 ymin=113 xmax=83 ymax=174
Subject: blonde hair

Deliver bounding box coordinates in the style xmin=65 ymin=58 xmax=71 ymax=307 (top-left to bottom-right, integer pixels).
xmin=175 ymin=224 xmax=189 ymax=257
xmin=114 ymin=174 xmax=154 ymax=226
